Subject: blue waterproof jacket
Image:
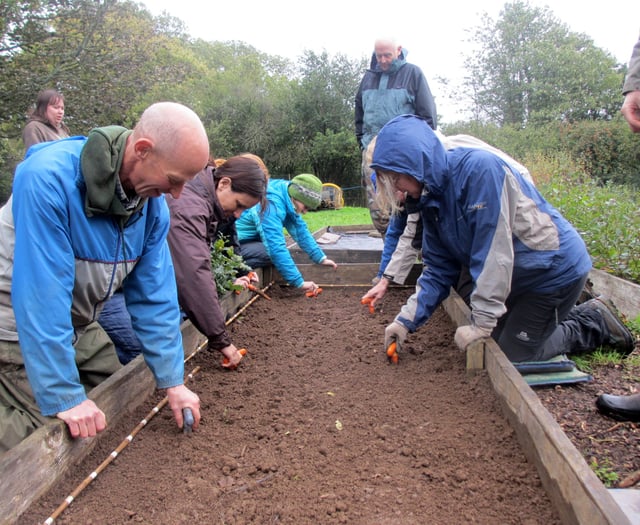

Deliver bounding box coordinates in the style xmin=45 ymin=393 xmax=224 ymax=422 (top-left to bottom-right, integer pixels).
xmin=0 ymin=136 xmax=185 ymax=416
xmin=371 ymin=115 xmax=592 ymax=333
xmin=355 ymin=49 xmax=437 ymax=150
xmin=235 ymin=178 xmax=326 ymax=287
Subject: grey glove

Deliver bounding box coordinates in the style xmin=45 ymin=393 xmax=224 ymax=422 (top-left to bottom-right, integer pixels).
xmin=384 ymin=321 xmax=408 ymax=353
xmin=454 ymin=325 xmax=492 ymax=352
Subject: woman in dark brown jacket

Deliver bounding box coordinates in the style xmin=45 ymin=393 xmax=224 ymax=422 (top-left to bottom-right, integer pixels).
xmin=98 ymin=154 xmax=268 ymax=369
xmin=166 ymin=155 xmax=268 ymax=369
xmin=22 ymin=88 xmax=71 ymax=151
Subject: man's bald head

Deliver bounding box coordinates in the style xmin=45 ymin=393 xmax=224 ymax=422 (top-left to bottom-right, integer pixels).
xmin=121 ymin=102 xmax=210 ymax=199
xmin=134 ymin=102 xmax=210 ymax=174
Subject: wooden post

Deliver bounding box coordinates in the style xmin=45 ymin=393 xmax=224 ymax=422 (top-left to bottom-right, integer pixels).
xmin=466 ymin=339 xmax=485 ymax=373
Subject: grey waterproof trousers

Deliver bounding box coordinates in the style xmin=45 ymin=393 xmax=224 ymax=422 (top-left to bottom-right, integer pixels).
xmin=492 ymin=274 xmax=608 ymax=362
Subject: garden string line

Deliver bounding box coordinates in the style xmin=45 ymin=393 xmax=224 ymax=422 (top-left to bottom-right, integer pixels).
xmin=42 ymin=281 xmax=273 ymax=524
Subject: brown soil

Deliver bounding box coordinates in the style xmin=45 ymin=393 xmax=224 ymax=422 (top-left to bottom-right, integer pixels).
xmin=18 ymin=286 xmax=639 ymax=525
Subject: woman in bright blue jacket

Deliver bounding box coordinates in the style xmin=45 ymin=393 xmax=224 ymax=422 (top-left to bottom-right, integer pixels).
xmin=236 ymin=174 xmax=337 ymax=294
xmin=372 ymin=115 xmax=633 ymax=363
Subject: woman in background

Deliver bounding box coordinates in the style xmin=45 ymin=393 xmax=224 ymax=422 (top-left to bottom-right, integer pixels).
xmin=22 ymin=88 xmax=70 ymax=151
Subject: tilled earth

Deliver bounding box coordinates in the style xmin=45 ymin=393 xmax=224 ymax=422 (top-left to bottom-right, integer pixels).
xmin=17 ymin=286 xmax=639 ymax=525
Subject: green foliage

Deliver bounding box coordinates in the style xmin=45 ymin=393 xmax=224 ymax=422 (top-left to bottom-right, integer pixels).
xmin=209 ymin=237 xmax=251 ymax=295
xmin=589 ymin=457 xmax=619 ymax=487
xmin=309 ymin=129 xmax=360 ymax=189
xmin=442 ymin=119 xmax=640 ymax=188
xmin=572 ymin=349 xmax=630 ymax=373
xmin=538 ymin=175 xmax=640 ymax=282
xmin=0 ymin=136 xmax=21 ymax=205
xmin=464 ymin=1 xmax=624 ymax=126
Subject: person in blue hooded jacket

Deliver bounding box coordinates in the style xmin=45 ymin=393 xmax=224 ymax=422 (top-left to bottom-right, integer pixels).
xmin=372 ymin=114 xmax=634 ymax=364
xmin=355 ymin=36 xmax=437 ymax=238
xmin=236 ymin=174 xmax=337 ymax=294
xmin=0 ymin=102 xmax=208 ymax=452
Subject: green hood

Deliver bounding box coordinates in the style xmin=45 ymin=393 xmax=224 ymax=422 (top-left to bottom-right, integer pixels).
xmin=80 ymin=125 xmax=140 ymax=217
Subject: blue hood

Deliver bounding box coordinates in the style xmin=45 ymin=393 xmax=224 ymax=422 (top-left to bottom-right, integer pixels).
xmin=370 ymin=114 xmax=449 ymax=197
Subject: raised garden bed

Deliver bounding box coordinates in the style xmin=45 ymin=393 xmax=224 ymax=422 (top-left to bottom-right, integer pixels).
xmin=1 ymin=225 xmax=637 ymax=524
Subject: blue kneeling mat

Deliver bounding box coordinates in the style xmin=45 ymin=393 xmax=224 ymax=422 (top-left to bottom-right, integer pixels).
xmin=513 ymin=354 xmax=593 ymax=386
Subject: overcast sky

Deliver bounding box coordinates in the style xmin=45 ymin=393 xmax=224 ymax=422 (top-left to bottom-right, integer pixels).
xmin=143 ymin=0 xmax=639 ymax=123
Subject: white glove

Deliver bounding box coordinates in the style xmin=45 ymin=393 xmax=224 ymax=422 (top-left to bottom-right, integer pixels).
xmin=454 ymin=325 xmax=492 ymax=352
xmin=384 ymin=321 xmax=408 ymax=353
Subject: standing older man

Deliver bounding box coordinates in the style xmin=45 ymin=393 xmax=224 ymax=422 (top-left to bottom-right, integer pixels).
xmin=355 ymin=36 xmax=437 ymax=238
xmin=0 ymin=102 xmax=209 ymax=452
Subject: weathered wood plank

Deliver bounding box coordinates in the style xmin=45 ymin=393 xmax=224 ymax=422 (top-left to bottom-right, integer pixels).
xmin=278 ymin=262 xmax=382 ymax=286
xmin=0 ymin=355 xmax=156 ymax=525
xmin=486 ymin=342 xmax=630 ymax=525
xmin=290 ymin=248 xmax=384 ymax=264
xmin=588 ymin=269 xmax=640 ymax=320
xmin=442 ymin=291 xmax=632 ymax=525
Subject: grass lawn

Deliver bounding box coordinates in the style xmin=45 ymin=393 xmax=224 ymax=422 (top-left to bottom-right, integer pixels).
xmin=302 ymin=206 xmax=372 ymax=233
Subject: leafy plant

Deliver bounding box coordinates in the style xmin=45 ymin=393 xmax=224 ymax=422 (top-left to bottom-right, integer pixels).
xmin=210 ymin=236 xmax=251 ymax=295
xmin=589 ymin=457 xmax=619 ymax=487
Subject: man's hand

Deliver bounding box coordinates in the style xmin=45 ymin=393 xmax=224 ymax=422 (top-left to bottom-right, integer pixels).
xmin=454 ymin=325 xmax=492 ymax=352
xmin=57 ymin=399 xmax=107 ymax=439
xmin=384 ymin=321 xmax=408 ymax=353
xmin=621 ymin=91 xmax=640 ymax=133
xmin=301 ymin=281 xmax=320 ymax=293
xmin=167 ymin=384 xmax=201 ymax=431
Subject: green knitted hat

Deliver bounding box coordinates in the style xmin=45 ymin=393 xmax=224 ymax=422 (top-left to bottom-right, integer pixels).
xmin=288 ymin=173 xmax=323 ymax=210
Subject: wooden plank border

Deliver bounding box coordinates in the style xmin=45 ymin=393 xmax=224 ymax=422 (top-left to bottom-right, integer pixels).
xmin=442 ymin=291 xmax=632 ymax=525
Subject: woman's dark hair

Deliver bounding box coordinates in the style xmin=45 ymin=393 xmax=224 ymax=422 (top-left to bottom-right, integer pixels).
xmin=213 ymin=155 xmax=268 ymax=210
xmin=30 ymin=89 xmax=65 ymax=121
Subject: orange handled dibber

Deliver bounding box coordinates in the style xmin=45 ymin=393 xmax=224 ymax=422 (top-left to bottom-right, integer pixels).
xmin=386 ymin=341 xmax=399 ymax=364
xmin=360 ymin=297 xmax=375 ymax=314
xmin=222 ymin=348 xmax=247 ymax=369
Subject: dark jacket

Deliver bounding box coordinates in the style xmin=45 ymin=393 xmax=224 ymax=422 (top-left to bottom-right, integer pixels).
xmin=165 ymin=167 xmax=236 ymax=352
xmin=355 ymin=49 xmax=437 ymax=150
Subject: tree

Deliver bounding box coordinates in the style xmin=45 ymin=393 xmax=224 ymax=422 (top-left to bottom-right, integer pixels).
xmin=464 ymin=1 xmax=624 ymax=127
xmin=309 ymin=129 xmax=360 ymax=188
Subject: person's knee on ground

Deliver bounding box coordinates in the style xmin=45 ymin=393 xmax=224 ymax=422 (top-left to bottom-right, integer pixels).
xmin=0 ymin=342 xmax=53 ymax=451
xmin=494 ymin=275 xmax=587 ymax=362
xmin=74 ymin=321 xmax=122 ymax=387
